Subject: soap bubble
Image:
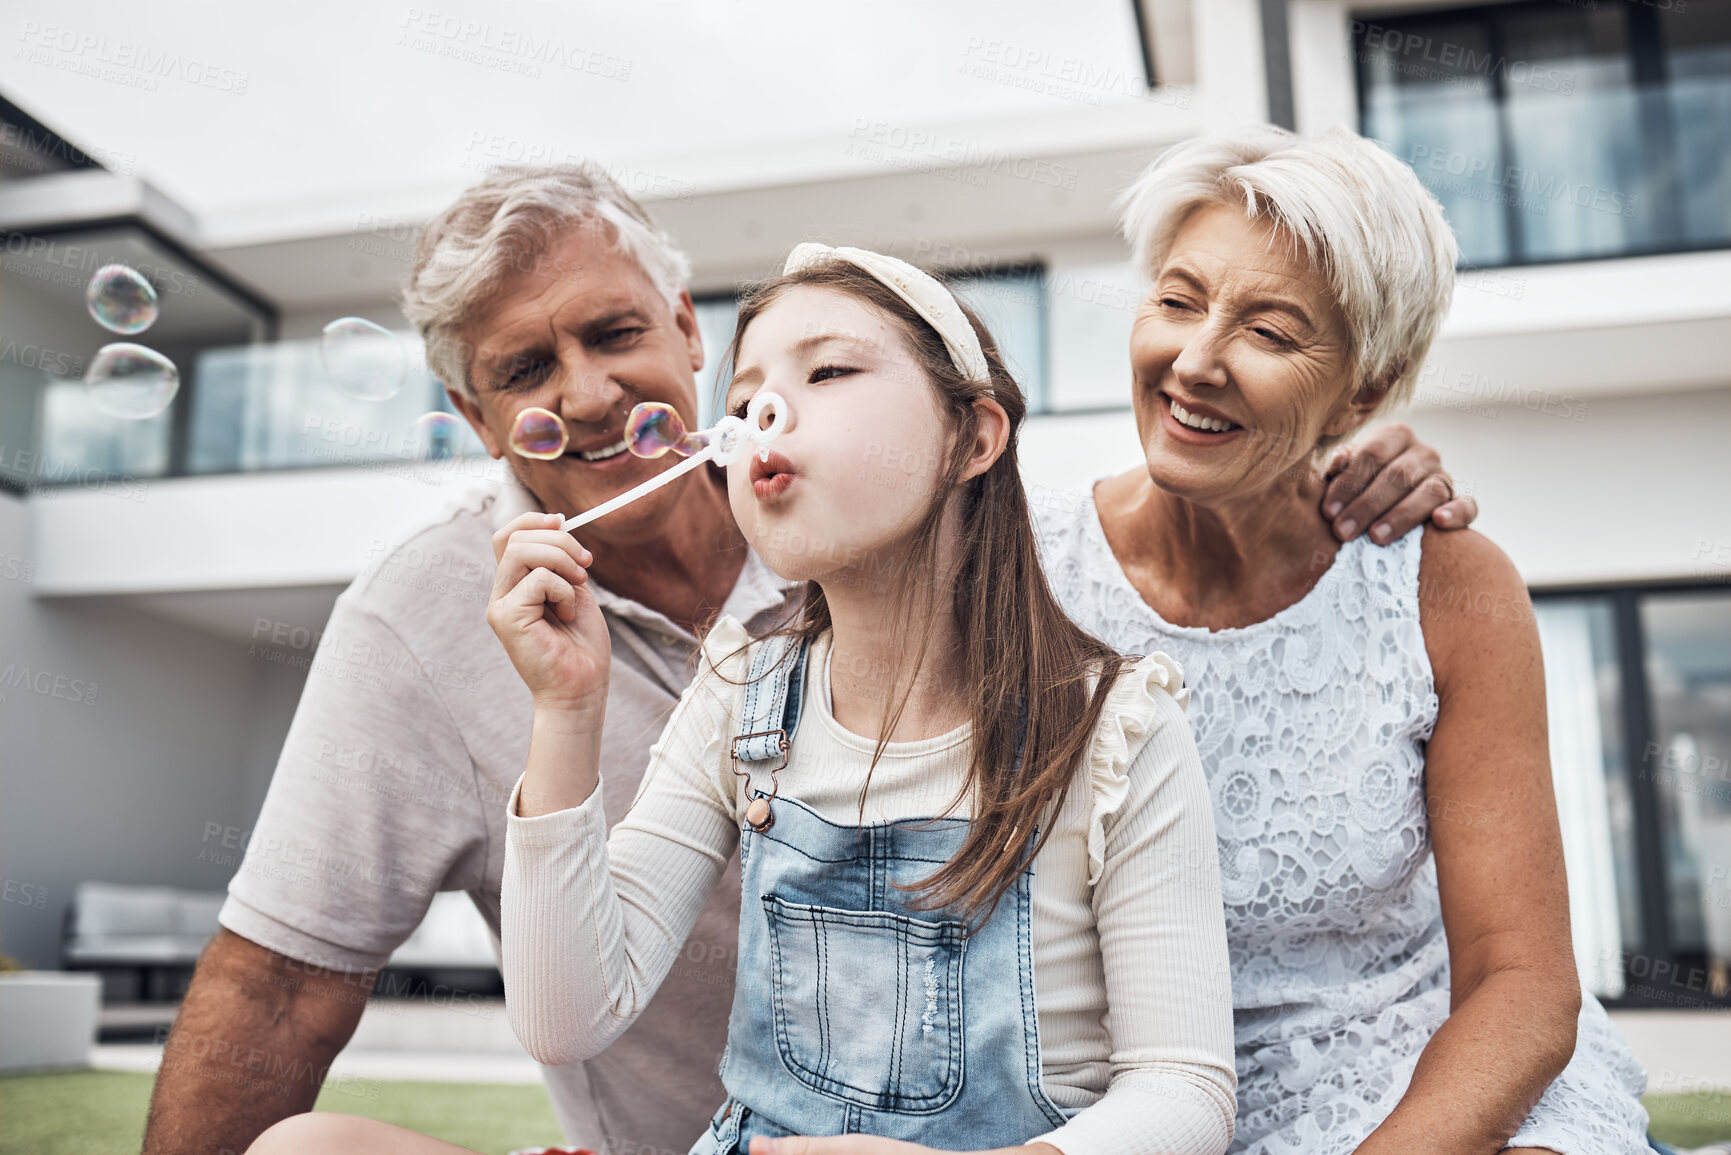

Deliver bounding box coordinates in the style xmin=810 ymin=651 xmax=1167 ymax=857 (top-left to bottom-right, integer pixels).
xmin=320 ymin=317 xmax=406 ymax=400
xmin=84 ymin=343 xmax=180 ymax=419
xmin=625 ymin=402 xmax=708 ymax=458
xmin=408 ymin=411 xmax=465 ymax=459
xmin=85 ymin=264 xmax=160 ymax=335
xmin=510 ymin=407 xmax=568 ymax=459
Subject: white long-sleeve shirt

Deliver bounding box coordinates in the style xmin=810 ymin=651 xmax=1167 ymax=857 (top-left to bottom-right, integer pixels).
xmin=503 ymin=615 xmax=1237 ymax=1155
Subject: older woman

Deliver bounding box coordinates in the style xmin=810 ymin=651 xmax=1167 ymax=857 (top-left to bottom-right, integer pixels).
xmin=1034 ymin=126 xmax=1651 ymax=1154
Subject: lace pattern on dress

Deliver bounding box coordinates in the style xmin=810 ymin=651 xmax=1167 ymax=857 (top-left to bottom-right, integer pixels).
xmin=1031 ymin=484 xmax=1650 ymax=1155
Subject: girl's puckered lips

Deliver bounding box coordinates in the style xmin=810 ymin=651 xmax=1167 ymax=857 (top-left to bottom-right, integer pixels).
xmin=749 ymin=450 xmax=797 ymax=486
xmin=749 ymin=449 xmax=797 ymax=501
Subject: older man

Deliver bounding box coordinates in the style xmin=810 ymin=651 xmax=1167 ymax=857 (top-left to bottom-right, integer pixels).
xmin=142 ymin=163 xmax=1476 ymax=1155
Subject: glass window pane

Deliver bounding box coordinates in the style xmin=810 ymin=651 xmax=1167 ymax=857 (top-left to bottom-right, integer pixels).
xmin=952 ymin=268 xmax=1047 ymax=412
xmin=1357 ymin=17 xmax=1511 ymax=266
xmin=1045 ymin=262 xmax=1140 ymax=412
xmin=1639 ymin=592 xmax=1731 ymax=978
xmin=187 ymin=334 xmax=472 ymax=475
xmin=1663 ymin=0 xmax=1731 ymax=247
xmin=36 ymin=373 xmax=173 ymax=481
xmin=692 ymin=296 xmax=740 ymax=428
xmin=1535 ymin=597 xmax=1640 ymax=996
xmin=1356 ymin=0 xmax=1731 ymax=265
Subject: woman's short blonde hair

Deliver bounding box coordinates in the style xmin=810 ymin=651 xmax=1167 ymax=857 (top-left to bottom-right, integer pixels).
xmin=1117 ymin=124 xmax=1458 ymax=416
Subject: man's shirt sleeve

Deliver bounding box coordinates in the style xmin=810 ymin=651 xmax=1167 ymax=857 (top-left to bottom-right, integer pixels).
xmin=219 ymin=594 xmax=490 ymax=972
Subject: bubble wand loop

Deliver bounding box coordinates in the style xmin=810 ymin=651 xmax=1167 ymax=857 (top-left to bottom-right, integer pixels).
xmin=557 ymin=391 xmax=788 ymax=533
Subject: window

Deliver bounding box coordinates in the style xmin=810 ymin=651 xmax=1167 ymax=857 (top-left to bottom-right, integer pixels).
xmin=950 ymin=265 xmax=1049 ymax=413
xmin=1532 ymin=583 xmax=1731 ymax=1006
xmin=692 ymin=294 xmax=740 ymax=428
xmin=0 ymin=224 xmax=270 ymax=492
xmin=1355 ymin=0 xmax=1731 ymax=266
xmin=692 ymin=266 xmax=1052 ymax=426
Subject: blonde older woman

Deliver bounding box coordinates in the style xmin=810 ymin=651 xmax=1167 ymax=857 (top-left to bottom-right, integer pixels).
xmin=1035 ymin=127 xmax=1651 ymax=1154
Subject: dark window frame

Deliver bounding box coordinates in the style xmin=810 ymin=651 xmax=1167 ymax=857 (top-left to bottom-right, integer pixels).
xmin=1530 ymin=577 xmax=1731 ymax=1009
xmin=1353 ymin=0 xmax=1731 ymax=270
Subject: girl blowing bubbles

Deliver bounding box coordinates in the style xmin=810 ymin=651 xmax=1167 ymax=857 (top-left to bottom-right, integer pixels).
xmin=493 ymin=246 xmax=1237 ymax=1155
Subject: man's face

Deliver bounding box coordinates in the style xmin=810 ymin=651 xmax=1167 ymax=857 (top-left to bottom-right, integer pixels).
xmin=449 ymin=223 xmax=706 ymax=541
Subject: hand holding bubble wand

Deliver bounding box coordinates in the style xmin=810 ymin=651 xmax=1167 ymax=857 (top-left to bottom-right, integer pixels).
xmin=508 ymin=392 xmax=790 ymax=533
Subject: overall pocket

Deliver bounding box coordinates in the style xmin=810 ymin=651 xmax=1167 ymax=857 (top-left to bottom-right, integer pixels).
xmin=761 ymin=894 xmax=967 ymax=1113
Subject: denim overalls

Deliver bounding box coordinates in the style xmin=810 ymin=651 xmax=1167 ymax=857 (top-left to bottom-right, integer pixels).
xmin=689 ymin=635 xmax=1074 ymax=1155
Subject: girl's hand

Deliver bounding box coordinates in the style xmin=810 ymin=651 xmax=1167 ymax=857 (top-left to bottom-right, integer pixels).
xmin=747 ymin=1138 xmax=1061 ymax=1155
xmin=486 ymin=511 xmax=611 ymax=724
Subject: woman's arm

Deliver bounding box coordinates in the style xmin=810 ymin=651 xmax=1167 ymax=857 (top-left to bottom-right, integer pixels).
xmin=1354 ymin=528 xmax=1580 ymax=1155
xmin=1033 ymin=656 xmax=1238 ymax=1155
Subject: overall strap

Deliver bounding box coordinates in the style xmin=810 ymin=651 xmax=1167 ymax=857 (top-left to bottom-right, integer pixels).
xmin=731 ymin=633 xmax=812 ymax=765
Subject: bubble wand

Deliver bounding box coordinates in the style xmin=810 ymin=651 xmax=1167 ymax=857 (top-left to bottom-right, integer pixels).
xmin=507 ymin=392 xmax=789 ymax=533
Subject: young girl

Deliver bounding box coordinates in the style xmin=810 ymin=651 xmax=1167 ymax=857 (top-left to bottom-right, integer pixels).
xmin=507 ymin=244 xmax=1235 ymax=1155
xmin=475 ymin=245 xmax=1236 ymax=1155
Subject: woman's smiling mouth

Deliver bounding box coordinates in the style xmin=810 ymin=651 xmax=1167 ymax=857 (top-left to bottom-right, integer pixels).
xmin=1161 ymin=392 xmax=1244 ymax=442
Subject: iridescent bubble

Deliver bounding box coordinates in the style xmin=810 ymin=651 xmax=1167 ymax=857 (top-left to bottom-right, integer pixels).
xmin=320 ymin=317 xmax=407 ymax=401
xmin=85 ymin=264 xmax=160 ymax=335
xmin=510 ymin=407 xmax=568 ymax=459
xmin=625 ymin=402 xmax=708 ymax=458
xmin=408 ymin=411 xmax=465 ymax=459
xmin=84 ymin=343 xmax=180 ymax=419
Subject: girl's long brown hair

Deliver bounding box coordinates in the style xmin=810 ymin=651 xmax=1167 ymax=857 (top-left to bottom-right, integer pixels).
xmin=720 ymin=258 xmax=1125 ymax=923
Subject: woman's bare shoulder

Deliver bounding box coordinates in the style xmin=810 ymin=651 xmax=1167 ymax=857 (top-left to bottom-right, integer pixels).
xmin=1416 ymin=525 xmax=1538 ymax=686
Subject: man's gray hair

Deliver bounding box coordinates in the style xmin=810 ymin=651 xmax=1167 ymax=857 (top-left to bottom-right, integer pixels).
xmin=401 ymin=163 xmax=692 ymax=400
xmin=1117 ymin=125 xmax=1457 ymax=416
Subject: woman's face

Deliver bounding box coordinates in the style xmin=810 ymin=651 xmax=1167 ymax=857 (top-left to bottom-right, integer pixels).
xmin=1127 ymin=203 xmax=1364 ymax=506
xmin=724 ymin=285 xmax=953 ymax=584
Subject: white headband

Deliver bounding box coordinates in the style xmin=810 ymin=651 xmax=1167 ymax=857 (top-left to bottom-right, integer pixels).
xmin=781 ymin=242 xmax=992 ymax=386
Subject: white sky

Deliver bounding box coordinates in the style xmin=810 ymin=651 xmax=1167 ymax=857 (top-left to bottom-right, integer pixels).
xmin=2 ymin=0 xmax=1145 ymax=240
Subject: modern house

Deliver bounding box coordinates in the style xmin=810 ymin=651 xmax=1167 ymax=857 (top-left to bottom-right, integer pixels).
xmin=1 ymin=0 xmax=1727 ymax=1012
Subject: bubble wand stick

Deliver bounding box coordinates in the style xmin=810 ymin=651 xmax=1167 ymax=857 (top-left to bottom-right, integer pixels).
xmin=503 ymin=392 xmax=789 ymax=533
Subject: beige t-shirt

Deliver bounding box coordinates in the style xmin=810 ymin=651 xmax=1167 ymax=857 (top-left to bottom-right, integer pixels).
xmin=219 ymin=474 xmax=794 ymax=1155
xmin=502 ymin=617 xmax=1238 ymax=1155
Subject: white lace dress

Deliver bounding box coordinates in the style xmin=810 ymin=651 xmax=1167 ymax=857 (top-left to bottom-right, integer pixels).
xmin=1032 ymin=484 xmax=1652 ymax=1155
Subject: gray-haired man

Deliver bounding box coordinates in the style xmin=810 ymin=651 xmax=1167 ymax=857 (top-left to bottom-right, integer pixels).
xmin=142 ymin=163 xmax=1474 ymax=1155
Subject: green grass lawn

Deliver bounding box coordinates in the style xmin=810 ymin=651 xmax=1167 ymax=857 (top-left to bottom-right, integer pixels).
xmin=3 ymin=1069 xmax=1728 ymax=1153
xmin=0 ymin=1070 xmax=562 ymax=1155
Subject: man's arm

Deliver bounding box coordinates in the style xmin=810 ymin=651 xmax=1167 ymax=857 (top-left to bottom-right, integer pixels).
xmin=143 ymin=929 xmax=374 ymax=1155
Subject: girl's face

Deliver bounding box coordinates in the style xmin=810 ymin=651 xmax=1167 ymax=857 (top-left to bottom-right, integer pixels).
xmin=724 ymin=286 xmax=952 ymax=584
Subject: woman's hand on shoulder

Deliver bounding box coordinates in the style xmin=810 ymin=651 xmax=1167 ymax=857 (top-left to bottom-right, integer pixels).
xmin=486 ymin=511 xmax=612 ymax=724
xmin=1322 ymin=422 xmax=1478 ymax=543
